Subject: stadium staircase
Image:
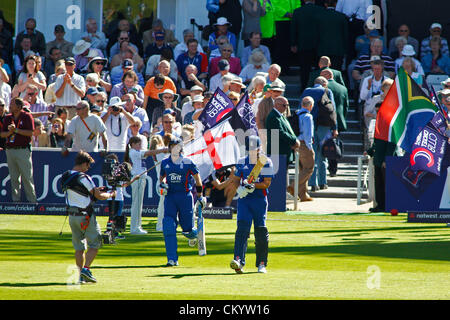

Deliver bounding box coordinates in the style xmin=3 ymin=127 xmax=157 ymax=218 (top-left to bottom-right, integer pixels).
xmin=281 ymin=72 xmax=369 ymax=201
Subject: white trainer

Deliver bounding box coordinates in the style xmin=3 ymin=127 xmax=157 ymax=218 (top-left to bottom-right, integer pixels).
xmin=230 ymin=259 xmax=244 ymax=274
xmin=257 ymin=263 xmax=267 ymax=274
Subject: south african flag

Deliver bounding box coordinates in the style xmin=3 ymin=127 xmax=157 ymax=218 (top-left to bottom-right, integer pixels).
xmin=374 ymin=67 xmax=438 ymax=153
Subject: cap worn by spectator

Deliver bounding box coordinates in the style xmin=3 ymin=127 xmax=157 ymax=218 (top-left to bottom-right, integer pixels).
xmin=230 ymin=77 xmax=247 ymax=88
xmin=65 ymin=57 xmax=76 ymax=65
xmin=441 ymin=78 xmax=450 ymax=87
xmin=190 ymin=85 xmax=204 ymax=92
xmin=108 ymin=96 xmax=126 ymax=107
xmin=440 ymin=88 xmax=450 ymax=96
xmin=90 ymin=105 xmax=102 ymax=113
xmin=370 ymin=55 xmax=381 ymax=62
xmin=270 ymin=85 xmax=284 ymax=92
xmin=215 ymin=17 xmax=232 ymax=27
xmin=430 ymin=23 xmax=442 ymax=30
xmin=154 ymin=31 xmax=165 ymax=41
xmin=401 ymin=45 xmax=416 ymax=57
xmin=54 ymin=24 xmax=65 ymax=33
xmin=72 ymin=39 xmax=91 ymax=56
xmin=192 ymin=95 xmax=204 ymax=103
xmin=86 ymin=87 xmax=99 ymax=96
xmin=163 ymin=108 xmax=177 ymax=116
xmin=218 ymin=59 xmax=230 ymax=71
xmin=248 ymin=49 xmax=267 ymax=66
xmin=122 ymin=58 xmax=134 ymax=69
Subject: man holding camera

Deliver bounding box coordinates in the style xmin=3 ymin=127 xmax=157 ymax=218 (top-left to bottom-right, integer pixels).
xmin=62 ymin=151 xmax=117 ymax=283
xmin=101 ymin=96 xmax=136 ymax=151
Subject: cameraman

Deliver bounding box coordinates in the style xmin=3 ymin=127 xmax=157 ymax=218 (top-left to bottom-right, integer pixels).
xmin=62 ymin=151 xmax=116 ymax=284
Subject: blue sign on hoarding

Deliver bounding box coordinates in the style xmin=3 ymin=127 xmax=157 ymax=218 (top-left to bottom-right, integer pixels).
xmin=0 ymin=150 xmax=286 ymax=214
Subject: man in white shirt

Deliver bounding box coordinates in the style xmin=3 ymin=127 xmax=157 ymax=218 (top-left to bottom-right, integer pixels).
xmin=65 ymin=100 xmax=108 ymax=152
xmin=54 ymin=57 xmax=86 ymax=120
xmin=101 ymin=96 xmax=136 ymax=151
xmin=359 ymin=58 xmax=389 ymax=109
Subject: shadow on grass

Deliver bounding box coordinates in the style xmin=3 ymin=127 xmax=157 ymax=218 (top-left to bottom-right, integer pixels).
xmin=1 ymin=226 xmax=449 ymax=263
xmin=0 ymin=282 xmax=67 ymax=288
xmin=93 ymin=264 xmax=168 ymax=269
xmin=151 ymin=272 xmax=258 ymax=279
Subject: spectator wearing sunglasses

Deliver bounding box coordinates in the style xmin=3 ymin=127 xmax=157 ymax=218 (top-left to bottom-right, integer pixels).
xmin=209 ymin=43 xmax=241 ymax=78
xmin=87 ymin=56 xmax=111 ymax=92
xmin=109 ymin=31 xmax=139 ymax=59
xmin=14 ymin=18 xmax=46 ymax=57
xmin=388 ymin=24 xmax=419 ymax=59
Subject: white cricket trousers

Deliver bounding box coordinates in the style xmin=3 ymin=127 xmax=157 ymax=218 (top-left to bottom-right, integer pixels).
xmin=130 ymin=175 xmax=146 ymax=232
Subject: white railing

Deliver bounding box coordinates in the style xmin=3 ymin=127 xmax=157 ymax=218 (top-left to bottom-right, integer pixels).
xmin=356 ymin=155 xmax=375 ymax=205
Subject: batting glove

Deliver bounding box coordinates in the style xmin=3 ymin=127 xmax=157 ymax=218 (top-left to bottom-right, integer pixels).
xmin=237 ymin=185 xmax=249 ymax=199
xmin=242 ymin=179 xmax=255 ymax=193
xmin=158 ymin=182 xmax=168 ymax=196
xmin=196 ymin=196 xmax=207 ymax=208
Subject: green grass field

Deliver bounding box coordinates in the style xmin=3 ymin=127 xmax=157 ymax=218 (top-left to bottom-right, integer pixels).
xmin=0 ymin=213 xmax=449 ymax=300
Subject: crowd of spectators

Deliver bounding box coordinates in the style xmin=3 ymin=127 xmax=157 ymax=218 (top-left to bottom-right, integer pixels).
xmin=0 ymin=0 xmax=449 ymax=206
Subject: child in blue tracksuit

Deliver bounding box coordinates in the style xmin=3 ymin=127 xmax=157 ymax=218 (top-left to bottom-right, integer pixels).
xmin=158 ymin=135 xmax=206 ymax=266
xmin=229 ymin=135 xmax=273 ymax=274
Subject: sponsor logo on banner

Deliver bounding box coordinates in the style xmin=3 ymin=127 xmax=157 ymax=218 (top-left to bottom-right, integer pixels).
xmin=408 ymin=211 xmax=450 ymax=223
xmin=0 ymin=203 xmax=37 ymax=214
xmin=202 ymin=207 xmax=233 ymax=219
xmin=410 ymin=126 xmax=446 ymax=176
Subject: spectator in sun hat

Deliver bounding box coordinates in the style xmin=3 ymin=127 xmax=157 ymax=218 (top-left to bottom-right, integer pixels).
xmin=239 ymin=48 xmax=269 ymax=84
xmin=87 ymin=56 xmax=111 ymax=92
xmin=181 ymin=85 xmax=205 ymax=122
xmin=151 ymin=88 xmax=182 ymax=127
xmin=72 ymin=39 xmax=103 ymax=73
xmin=394 ymin=44 xmax=425 ymax=75
xmin=208 ymin=17 xmax=237 ymax=52
xmin=420 ymin=22 xmax=449 ymax=60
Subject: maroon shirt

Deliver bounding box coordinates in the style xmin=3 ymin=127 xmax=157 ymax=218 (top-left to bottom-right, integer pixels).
xmin=2 ymin=110 xmax=35 ymax=148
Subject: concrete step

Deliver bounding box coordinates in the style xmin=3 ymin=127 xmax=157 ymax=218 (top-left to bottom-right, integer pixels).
xmin=309 ymin=186 xmax=368 ymax=199
xmin=342 ymin=141 xmax=364 ymax=153
xmin=327 ymin=177 xmax=358 ymax=188
xmin=339 ymin=130 xmax=363 ymax=141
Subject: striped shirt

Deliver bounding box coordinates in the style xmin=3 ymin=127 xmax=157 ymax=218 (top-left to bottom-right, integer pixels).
xmin=354 ymin=54 xmax=395 ymax=75
xmin=30 ymin=98 xmax=50 ymax=126
xmin=54 ymin=72 xmax=86 ymax=106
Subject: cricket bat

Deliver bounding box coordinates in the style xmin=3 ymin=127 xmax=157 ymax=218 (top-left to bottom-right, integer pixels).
xmin=246 ymin=153 xmax=268 ymax=184
xmin=197 ymin=204 xmax=206 ymax=256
